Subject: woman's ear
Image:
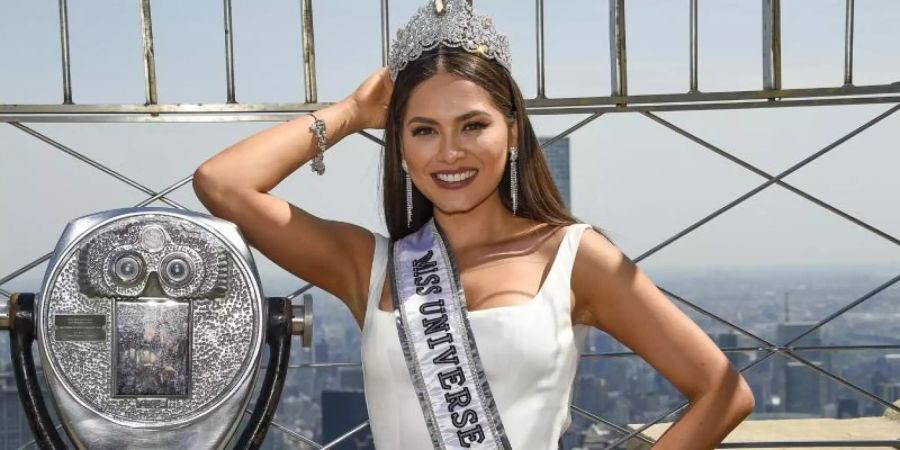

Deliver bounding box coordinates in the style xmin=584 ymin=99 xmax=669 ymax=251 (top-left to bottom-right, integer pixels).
xmin=507 ymin=119 xmax=518 ymax=149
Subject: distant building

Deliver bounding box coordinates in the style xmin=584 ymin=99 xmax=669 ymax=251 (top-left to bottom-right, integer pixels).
xmin=711 ymin=331 xmax=749 ymax=369
xmin=874 ymin=354 xmax=900 ymax=407
xmin=338 ymin=367 xmax=364 ymax=391
xmin=540 ymin=136 xmax=571 ymax=209
xmin=878 ymin=354 xmax=900 ymax=382
xmin=321 ymin=390 xmax=373 ymax=450
xmin=1 ymin=369 xmax=32 ymax=450
xmin=837 ymin=397 xmax=860 ymax=418
xmin=776 ymin=322 xmax=826 ymax=416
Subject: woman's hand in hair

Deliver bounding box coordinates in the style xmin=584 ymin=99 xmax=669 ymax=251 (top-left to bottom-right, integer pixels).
xmin=344 ymin=67 xmax=393 ymax=131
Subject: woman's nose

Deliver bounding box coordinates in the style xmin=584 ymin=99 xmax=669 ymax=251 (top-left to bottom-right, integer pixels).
xmin=437 ymin=136 xmax=465 ymax=163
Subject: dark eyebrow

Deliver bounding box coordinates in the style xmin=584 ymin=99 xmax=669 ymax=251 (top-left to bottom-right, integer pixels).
xmin=407 ymin=110 xmax=490 ymax=127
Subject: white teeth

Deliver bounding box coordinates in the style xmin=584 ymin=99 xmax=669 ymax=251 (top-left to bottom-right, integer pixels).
xmin=436 ymin=170 xmax=476 ymax=183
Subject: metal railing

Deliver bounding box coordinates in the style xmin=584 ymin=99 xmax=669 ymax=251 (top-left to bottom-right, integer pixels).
xmin=2 ymin=0 xmax=898 ymax=449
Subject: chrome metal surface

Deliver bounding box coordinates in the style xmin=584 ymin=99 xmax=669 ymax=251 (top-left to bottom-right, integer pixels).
xmin=380 ymin=0 xmax=390 ymax=67
xmin=57 ymin=0 xmax=72 ymax=104
xmin=608 ymin=0 xmax=627 ymax=98
xmin=300 ymin=0 xmax=318 ymax=104
xmin=290 ymin=293 xmax=314 ymax=348
xmin=689 ymin=0 xmax=698 ymax=92
xmin=32 ymin=208 xmax=267 ymax=449
xmin=223 ymin=0 xmax=236 ymax=103
xmin=0 ymin=297 xmax=9 ymax=330
xmin=139 ymin=0 xmax=158 ymax=105
xmin=535 ymin=0 xmax=547 ymax=99
xmin=843 ymin=0 xmax=855 ymax=86
xmin=762 ymin=0 xmax=782 ymax=92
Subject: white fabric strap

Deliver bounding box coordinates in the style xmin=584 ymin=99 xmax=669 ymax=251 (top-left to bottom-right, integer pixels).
xmin=389 ymin=218 xmax=511 ymax=449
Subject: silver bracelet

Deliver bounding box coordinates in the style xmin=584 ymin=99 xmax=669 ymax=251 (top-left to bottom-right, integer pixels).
xmin=308 ymin=112 xmax=327 ymax=175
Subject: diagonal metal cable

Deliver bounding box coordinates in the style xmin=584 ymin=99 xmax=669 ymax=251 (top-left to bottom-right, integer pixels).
xmin=15 ymin=423 xmax=65 ymax=450
xmin=9 ymin=122 xmax=186 ymax=210
xmin=244 ymin=409 xmax=323 ymax=448
xmin=279 ymin=107 xmax=896 ymax=446
xmin=3 ymin=107 xmax=895 ymax=447
xmin=631 ymin=103 xmax=900 ymax=264
xmin=319 ymin=420 xmax=370 ymax=450
xmin=600 ymin=272 xmax=900 ymax=450
xmin=244 ymin=407 xmax=369 ymax=449
xmin=538 ymin=113 xmax=604 ymax=150
xmin=642 ymin=111 xmax=899 ymax=246
xmin=286 ymin=283 xmax=314 ymax=300
xmin=579 ymin=343 xmax=900 ymax=360
xmin=357 ymin=130 xmax=384 ymax=146
xmin=607 ymin=275 xmax=900 ymax=449
xmin=0 ymin=175 xmax=193 ymax=294
xmin=288 ymin=362 xmax=361 ymax=369
xmin=568 ymin=271 xmax=900 ymax=446
xmin=602 ymin=348 xmax=776 ymax=450
xmin=780 ymin=273 xmax=900 ymax=349
xmin=570 ymin=404 xmax=656 ymax=445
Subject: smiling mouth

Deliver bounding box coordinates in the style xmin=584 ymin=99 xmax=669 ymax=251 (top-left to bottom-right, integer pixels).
xmin=433 ymin=169 xmax=477 ymax=183
xmin=431 ymin=169 xmax=478 ymax=189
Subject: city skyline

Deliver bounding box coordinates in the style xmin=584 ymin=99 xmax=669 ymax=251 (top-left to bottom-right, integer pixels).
xmin=1 ymin=1 xmax=898 ymax=448
xmin=1 ymin=1 xmax=899 ymax=294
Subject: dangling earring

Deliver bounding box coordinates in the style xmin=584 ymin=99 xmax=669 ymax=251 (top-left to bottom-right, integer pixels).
xmin=402 ymin=160 xmax=413 ymax=228
xmin=509 ymin=147 xmax=519 ymax=215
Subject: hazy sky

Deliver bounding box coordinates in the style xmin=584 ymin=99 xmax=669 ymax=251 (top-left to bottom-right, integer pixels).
xmin=1 ymin=0 xmax=898 ymax=296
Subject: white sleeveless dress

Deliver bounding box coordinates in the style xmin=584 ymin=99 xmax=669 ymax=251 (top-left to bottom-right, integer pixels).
xmin=360 ymin=224 xmax=592 ymax=449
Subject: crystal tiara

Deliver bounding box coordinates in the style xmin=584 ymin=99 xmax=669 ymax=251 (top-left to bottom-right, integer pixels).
xmin=387 ymin=0 xmax=513 ymax=81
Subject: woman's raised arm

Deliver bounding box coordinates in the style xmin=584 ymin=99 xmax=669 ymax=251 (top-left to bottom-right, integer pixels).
xmin=192 ymin=67 xmax=393 ymax=326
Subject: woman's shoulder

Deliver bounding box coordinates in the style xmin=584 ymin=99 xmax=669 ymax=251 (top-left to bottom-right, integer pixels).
xmin=370 ymin=231 xmax=391 ymax=261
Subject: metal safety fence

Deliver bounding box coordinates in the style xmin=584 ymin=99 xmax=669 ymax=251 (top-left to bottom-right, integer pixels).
xmin=1 ymin=0 xmax=899 ymax=448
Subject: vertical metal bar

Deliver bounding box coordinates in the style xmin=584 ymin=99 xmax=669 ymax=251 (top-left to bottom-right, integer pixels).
xmin=300 ymin=0 xmax=318 ymax=104
xmin=139 ymin=0 xmax=158 ymax=105
xmin=535 ymin=0 xmax=547 ymax=98
xmin=689 ymin=0 xmax=698 ymax=93
xmin=58 ymin=0 xmax=73 ymax=104
xmin=380 ymin=0 xmax=390 ymax=67
xmin=843 ymin=0 xmax=855 ymax=86
xmin=609 ymin=0 xmax=627 ymax=98
xmin=762 ymin=0 xmax=782 ymax=92
xmin=223 ymin=0 xmax=236 ymax=103
xmin=0 ymin=297 xmax=9 ymax=330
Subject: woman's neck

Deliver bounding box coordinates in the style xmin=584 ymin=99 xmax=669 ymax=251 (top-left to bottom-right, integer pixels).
xmin=431 ymin=191 xmax=527 ymax=252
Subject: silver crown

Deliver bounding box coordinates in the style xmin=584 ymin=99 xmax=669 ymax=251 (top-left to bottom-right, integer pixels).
xmin=388 ymin=0 xmax=512 ymax=81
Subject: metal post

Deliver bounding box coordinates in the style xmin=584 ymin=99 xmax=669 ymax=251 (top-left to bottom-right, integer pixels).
xmin=139 ymin=0 xmax=158 ymax=105
xmin=689 ymin=0 xmax=699 ymax=92
xmin=300 ymin=0 xmax=318 ymax=104
xmin=843 ymin=0 xmax=855 ymax=86
xmin=381 ymin=0 xmax=390 ymax=67
xmin=0 ymin=296 xmax=9 ymax=330
xmin=223 ymin=0 xmax=236 ymax=103
xmin=58 ymin=0 xmax=73 ymax=104
xmin=609 ymin=0 xmax=627 ymax=98
xmin=536 ymin=0 xmax=547 ymax=98
xmin=762 ymin=0 xmax=782 ymax=93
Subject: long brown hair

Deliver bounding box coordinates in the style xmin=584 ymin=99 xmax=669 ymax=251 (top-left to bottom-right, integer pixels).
xmin=381 ymin=45 xmax=607 ymax=242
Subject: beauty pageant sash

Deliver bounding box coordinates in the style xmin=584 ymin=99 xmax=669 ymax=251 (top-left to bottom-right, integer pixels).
xmin=389 ymin=218 xmax=512 ymax=449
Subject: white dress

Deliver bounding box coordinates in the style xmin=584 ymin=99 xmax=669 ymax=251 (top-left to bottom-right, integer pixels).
xmin=360 ymin=224 xmax=592 ymax=449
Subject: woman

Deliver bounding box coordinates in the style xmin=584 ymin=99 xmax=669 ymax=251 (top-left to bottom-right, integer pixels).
xmin=193 ymin=1 xmax=754 ymax=448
